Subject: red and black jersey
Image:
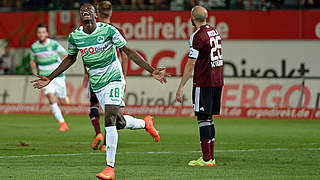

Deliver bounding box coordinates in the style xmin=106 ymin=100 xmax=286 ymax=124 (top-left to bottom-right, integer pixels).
xmin=189 ymin=24 xmax=224 ymax=87
xmin=109 ymin=23 xmax=126 ymax=55
xmin=109 ymin=23 xmax=126 ymax=40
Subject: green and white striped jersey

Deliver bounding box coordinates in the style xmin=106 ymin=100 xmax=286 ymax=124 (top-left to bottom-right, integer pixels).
xmin=30 ymin=38 xmax=67 ymax=77
xmin=68 ymin=22 xmax=127 ymax=92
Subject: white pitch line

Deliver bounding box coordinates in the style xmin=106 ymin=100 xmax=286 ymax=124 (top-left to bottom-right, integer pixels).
xmin=0 ymin=148 xmax=319 ymax=159
xmin=0 ymin=152 xmax=99 ymax=159
xmin=216 ymin=147 xmax=320 ymax=152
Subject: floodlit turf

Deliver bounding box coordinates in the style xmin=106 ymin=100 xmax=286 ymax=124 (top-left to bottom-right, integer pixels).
xmin=0 ymin=114 xmax=319 ymax=180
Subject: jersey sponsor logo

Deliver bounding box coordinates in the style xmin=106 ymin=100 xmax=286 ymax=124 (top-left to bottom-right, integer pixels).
xmin=79 ymin=43 xmax=110 ymax=55
xmin=80 ymin=47 xmax=95 ymax=55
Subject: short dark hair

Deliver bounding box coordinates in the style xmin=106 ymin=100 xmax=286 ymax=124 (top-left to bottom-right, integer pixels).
xmin=80 ymin=2 xmax=96 ymax=11
xmin=36 ymin=24 xmax=48 ymax=31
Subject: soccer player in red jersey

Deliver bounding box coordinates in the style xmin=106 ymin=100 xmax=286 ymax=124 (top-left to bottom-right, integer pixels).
xmin=176 ymin=5 xmax=224 ymax=166
xmin=82 ymin=0 xmax=161 ymax=152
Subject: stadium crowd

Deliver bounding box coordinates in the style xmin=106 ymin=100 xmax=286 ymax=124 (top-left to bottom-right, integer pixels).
xmin=0 ymin=0 xmax=319 ymax=11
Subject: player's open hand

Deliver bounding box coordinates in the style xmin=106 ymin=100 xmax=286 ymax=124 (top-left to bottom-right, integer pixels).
xmin=152 ymin=67 xmax=170 ymax=84
xmin=31 ymin=75 xmax=51 ymax=89
xmin=32 ymin=69 xmax=38 ymax=76
xmin=176 ymin=87 xmax=184 ymax=103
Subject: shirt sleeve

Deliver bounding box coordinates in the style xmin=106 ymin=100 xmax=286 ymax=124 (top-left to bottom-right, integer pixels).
xmin=188 ymin=34 xmax=202 ymax=59
xmin=56 ymin=42 xmax=67 ymax=56
xmin=30 ymin=47 xmax=36 ymax=61
xmin=110 ymin=26 xmax=127 ymax=49
xmin=67 ymin=34 xmax=79 ymax=55
xmin=117 ymin=27 xmax=126 ymax=40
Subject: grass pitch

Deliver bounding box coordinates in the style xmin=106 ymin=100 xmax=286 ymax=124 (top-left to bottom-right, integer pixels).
xmin=0 ymin=114 xmax=319 ymax=180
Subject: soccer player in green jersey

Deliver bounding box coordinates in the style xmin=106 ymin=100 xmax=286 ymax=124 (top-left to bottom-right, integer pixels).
xmin=83 ymin=0 xmax=160 ymax=152
xmin=31 ymin=3 xmax=169 ymax=180
xmin=30 ymin=24 xmax=69 ymax=132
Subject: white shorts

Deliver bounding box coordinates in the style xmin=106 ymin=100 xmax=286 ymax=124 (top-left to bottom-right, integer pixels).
xmin=43 ymin=76 xmax=67 ymax=98
xmin=95 ymin=81 xmax=125 ymax=112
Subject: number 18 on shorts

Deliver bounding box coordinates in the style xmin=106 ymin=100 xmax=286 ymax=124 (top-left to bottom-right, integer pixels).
xmin=96 ymin=82 xmax=125 ymax=111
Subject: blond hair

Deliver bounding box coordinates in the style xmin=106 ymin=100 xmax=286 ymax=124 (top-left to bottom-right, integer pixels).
xmin=97 ymin=1 xmax=112 ymax=18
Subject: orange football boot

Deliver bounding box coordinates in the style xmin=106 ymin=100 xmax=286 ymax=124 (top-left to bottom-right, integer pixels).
xmin=96 ymin=166 xmax=114 ymax=180
xmin=91 ymin=133 xmax=103 ymax=150
xmin=144 ymin=115 xmax=160 ymax=142
xmin=59 ymin=122 xmax=69 ymax=131
xmin=101 ymin=145 xmax=106 ymax=152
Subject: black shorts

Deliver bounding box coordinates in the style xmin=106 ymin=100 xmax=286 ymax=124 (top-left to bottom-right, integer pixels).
xmin=88 ymin=85 xmax=99 ymax=104
xmin=192 ymin=86 xmax=223 ymax=117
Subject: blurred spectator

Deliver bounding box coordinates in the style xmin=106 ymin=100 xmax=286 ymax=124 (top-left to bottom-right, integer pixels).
xmin=15 ymin=0 xmax=23 ymax=9
xmin=1 ymin=0 xmax=13 ymax=11
xmin=260 ymin=0 xmax=272 ymax=10
xmin=185 ymin=0 xmax=200 ymax=9
xmin=300 ymin=0 xmax=319 ymax=8
xmin=60 ymin=0 xmax=74 ymax=9
xmin=283 ymin=0 xmax=299 ymax=8
xmin=133 ymin=0 xmax=149 ymax=10
xmin=232 ymin=0 xmax=280 ymax=10
xmin=153 ymin=0 xmax=170 ymax=9
xmin=170 ymin=0 xmax=185 ymax=10
xmin=1 ymin=0 xmax=11 ymax=6
xmin=0 ymin=45 xmax=14 ymax=74
xmin=111 ymin=0 xmax=132 ymax=10
xmin=230 ymin=0 xmax=244 ymax=9
xmin=199 ymin=0 xmax=226 ymax=9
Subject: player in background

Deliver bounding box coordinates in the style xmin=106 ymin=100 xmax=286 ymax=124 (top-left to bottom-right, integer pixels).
xmin=30 ymin=24 xmax=69 ymax=132
xmin=31 ymin=3 xmax=169 ymax=180
xmin=176 ymin=5 xmax=224 ymax=167
xmin=83 ymin=0 xmax=160 ymax=152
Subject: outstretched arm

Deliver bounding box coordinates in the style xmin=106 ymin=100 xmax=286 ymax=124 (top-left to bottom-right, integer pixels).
xmin=120 ymin=45 xmax=170 ymax=84
xmin=119 ymin=50 xmax=128 ymax=79
xmin=82 ymin=63 xmax=89 ymax=88
xmin=176 ymin=58 xmax=196 ymax=103
xmin=30 ymin=60 xmax=38 ymax=76
xmin=120 ymin=46 xmax=154 ymax=73
xmin=31 ymin=54 xmax=78 ymax=89
xmin=48 ymin=54 xmax=77 ymax=80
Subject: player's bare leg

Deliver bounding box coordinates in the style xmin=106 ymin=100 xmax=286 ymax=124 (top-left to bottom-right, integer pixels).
xmin=101 ymin=112 xmax=159 ymax=151
xmin=96 ymin=105 xmax=119 ymax=180
xmin=46 ymin=93 xmax=69 ymax=131
xmin=117 ymin=110 xmax=159 ymax=142
xmin=57 ymin=97 xmax=70 ymax=105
